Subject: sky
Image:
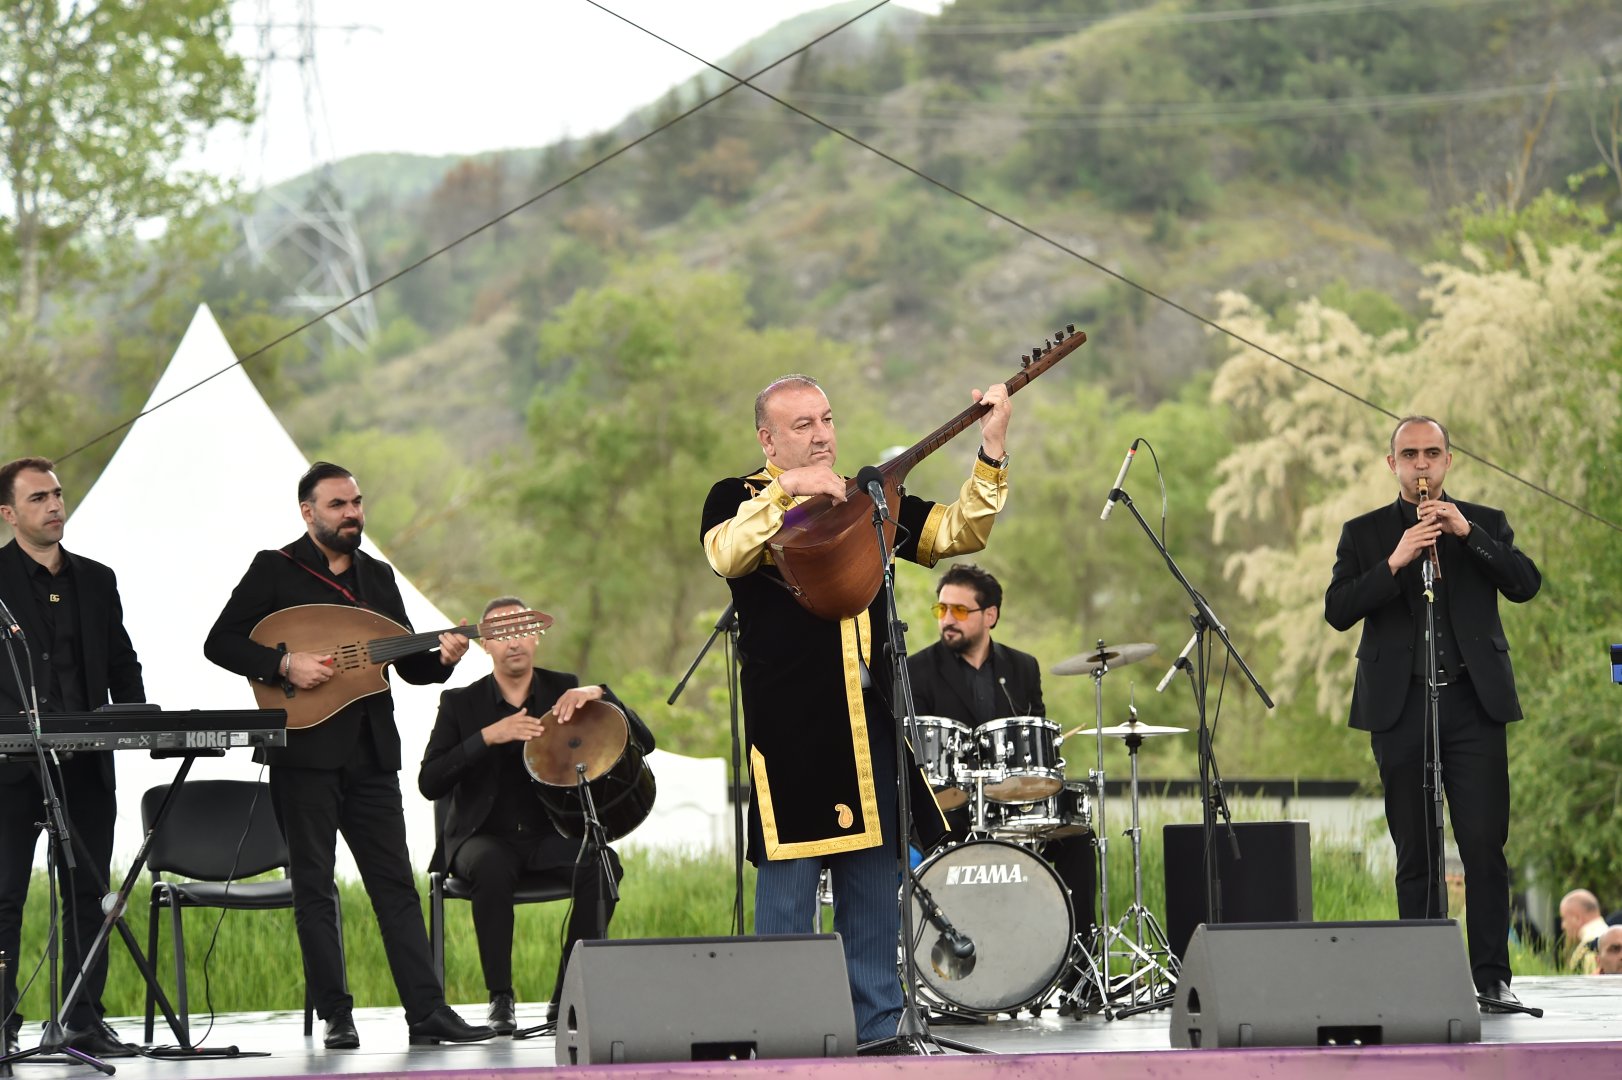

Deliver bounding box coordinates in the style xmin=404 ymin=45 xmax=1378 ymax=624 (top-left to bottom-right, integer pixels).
xmin=206 ymin=0 xmax=942 ymax=188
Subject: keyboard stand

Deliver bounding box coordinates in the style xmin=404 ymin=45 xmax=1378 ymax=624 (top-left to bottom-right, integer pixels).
xmin=57 ymin=751 xmax=252 ymax=1059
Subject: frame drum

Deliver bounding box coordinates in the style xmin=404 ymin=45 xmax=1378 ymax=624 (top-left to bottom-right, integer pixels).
xmin=523 ymin=699 xmax=656 ymax=842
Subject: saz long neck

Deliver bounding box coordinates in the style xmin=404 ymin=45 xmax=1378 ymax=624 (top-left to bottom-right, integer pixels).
xmin=880 ymin=327 xmax=1085 ymax=485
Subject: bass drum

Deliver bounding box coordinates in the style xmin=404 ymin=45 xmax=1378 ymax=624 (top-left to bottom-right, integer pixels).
xmin=524 ymin=699 xmax=656 ymax=842
xmin=909 ymin=838 xmax=1073 ymax=1014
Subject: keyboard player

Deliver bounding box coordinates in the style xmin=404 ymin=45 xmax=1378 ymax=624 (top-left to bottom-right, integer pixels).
xmin=0 ymin=457 xmax=145 ymax=1058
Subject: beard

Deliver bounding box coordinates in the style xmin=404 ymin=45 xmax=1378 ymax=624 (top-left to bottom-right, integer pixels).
xmin=314 ymin=518 xmax=364 ymax=554
xmin=941 ymin=629 xmax=975 ymax=654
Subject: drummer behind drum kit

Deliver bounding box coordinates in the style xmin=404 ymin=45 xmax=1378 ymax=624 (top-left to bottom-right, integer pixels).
xmin=909 ymin=640 xmax=1186 ymax=1020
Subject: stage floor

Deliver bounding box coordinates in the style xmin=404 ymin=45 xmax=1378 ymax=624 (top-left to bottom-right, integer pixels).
xmin=5 ymin=975 xmax=1619 ymax=1078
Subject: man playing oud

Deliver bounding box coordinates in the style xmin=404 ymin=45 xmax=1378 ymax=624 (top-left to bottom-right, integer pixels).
xmin=205 ymin=461 xmax=493 ymax=1049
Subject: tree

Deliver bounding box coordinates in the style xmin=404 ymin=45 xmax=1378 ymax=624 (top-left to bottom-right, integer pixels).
xmin=1207 ymin=233 xmax=1622 ymax=894
xmin=0 ymin=1 xmax=254 ymax=339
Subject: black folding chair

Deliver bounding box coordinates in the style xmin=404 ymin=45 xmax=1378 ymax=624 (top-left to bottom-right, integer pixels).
xmin=427 ymin=798 xmax=574 ymax=984
xmin=141 ymin=779 xmax=330 ymax=1042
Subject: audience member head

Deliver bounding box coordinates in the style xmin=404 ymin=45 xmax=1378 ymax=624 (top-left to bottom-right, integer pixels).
xmin=1560 ymin=889 xmax=1603 ymax=944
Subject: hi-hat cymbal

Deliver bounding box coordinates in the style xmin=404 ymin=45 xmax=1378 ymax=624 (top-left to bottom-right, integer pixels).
xmin=1051 ymin=642 xmax=1158 ymax=676
xmin=1064 ymin=720 xmax=1188 ymax=740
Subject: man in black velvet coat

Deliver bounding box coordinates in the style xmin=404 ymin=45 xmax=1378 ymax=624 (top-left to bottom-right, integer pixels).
xmin=419 ymin=596 xmax=654 ymax=1033
xmin=1325 ymin=416 xmax=1541 ymax=1011
xmin=0 ymin=457 xmax=144 ymax=1058
xmin=204 ymin=461 xmax=493 ymax=1049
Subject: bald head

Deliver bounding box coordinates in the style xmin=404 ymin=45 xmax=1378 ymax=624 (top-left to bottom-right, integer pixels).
xmin=1561 ymin=889 xmax=1603 ymax=943
xmin=1598 ymin=926 xmax=1622 ymax=975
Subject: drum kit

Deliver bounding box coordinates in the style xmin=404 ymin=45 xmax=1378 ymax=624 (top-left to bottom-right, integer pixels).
xmin=907 ymin=639 xmax=1186 ymax=1020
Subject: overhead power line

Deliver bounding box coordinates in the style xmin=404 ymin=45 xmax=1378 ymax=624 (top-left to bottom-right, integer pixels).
xmin=915 ymin=0 xmax=1521 ymax=35
xmin=56 ymin=0 xmax=1622 ymax=536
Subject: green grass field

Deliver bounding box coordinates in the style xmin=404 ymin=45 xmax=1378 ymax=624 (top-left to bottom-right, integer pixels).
xmin=6 ymin=836 xmax=1562 ymax=1024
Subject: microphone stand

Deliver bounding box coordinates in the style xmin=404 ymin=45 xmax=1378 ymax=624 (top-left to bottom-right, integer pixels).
xmin=860 ymin=497 xmax=985 ymax=1057
xmin=667 ymin=603 xmax=745 ymax=935
xmin=1105 ymin=488 xmax=1273 ymax=926
xmin=513 ymin=763 xmax=620 ymax=1041
xmin=0 ymin=628 xmax=110 ymax=1075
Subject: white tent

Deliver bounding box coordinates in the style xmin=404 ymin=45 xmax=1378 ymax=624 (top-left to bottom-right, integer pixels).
xmin=63 ymin=305 xmax=727 ymax=874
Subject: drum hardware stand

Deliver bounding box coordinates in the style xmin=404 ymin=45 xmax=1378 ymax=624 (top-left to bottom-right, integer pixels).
xmin=1054 ymin=643 xmax=1123 ymax=1019
xmin=512 ymin=762 xmax=620 ymax=1041
xmin=1109 ymin=722 xmax=1179 ymax=1016
xmin=861 ymin=489 xmax=987 ymax=1057
xmin=668 ymin=602 xmax=745 ymax=936
xmin=1104 ymin=485 xmax=1274 ymax=929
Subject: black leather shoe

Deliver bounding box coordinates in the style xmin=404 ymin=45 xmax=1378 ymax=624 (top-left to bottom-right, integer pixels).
xmin=63 ymin=1019 xmax=138 ymax=1058
xmin=407 ymin=1006 xmax=496 ymax=1046
xmin=487 ymin=991 xmax=516 ymax=1036
xmin=4 ymin=1025 xmax=18 ymax=1055
xmin=323 ymin=1009 xmax=360 ymax=1050
xmin=1479 ymin=981 xmax=1523 ymax=1013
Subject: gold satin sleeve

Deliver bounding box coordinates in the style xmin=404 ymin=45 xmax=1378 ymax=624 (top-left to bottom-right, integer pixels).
xmin=915 ymin=456 xmax=1008 ymax=567
xmin=704 ymin=476 xmax=797 ymax=578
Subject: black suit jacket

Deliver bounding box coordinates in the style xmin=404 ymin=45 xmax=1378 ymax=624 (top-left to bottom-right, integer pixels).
xmin=204 ymin=533 xmax=452 ymax=770
xmin=417 ymin=668 xmax=653 ymax=873
xmin=1325 ymin=495 xmax=1541 ymax=731
xmin=0 ymin=541 xmax=144 ymax=790
xmin=907 ymin=639 xmax=1045 ymax=726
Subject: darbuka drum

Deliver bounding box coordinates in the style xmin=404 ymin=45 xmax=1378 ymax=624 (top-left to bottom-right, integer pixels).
xmin=910 ymin=839 xmax=1073 ymax=1014
xmin=976 ymin=717 xmax=1064 ymax=802
xmin=913 ymin=716 xmax=972 ymax=811
xmin=523 ymin=699 xmax=656 ymax=842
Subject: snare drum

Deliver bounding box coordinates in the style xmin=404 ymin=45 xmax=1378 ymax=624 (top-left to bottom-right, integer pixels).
xmin=975 ymin=717 xmax=1064 ymax=803
xmin=983 ymin=778 xmax=1092 ymax=841
xmin=913 ymin=716 xmax=972 ymax=811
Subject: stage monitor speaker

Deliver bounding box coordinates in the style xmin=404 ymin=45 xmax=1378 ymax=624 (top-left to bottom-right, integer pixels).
xmin=1170 ymin=920 xmax=1479 ymax=1048
xmin=554 ymin=934 xmax=856 ymax=1064
xmin=1164 ymin=820 xmax=1312 ymax=959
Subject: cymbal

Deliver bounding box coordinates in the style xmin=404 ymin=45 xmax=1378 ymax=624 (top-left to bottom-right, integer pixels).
xmin=1051 ymin=641 xmax=1158 ymax=675
xmin=1063 ymin=720 xmax=1188 ymax=740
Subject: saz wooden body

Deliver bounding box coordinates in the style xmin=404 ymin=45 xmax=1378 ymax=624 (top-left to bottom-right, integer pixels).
xmin=768 ymin=326 xmax=1085 ymax=622
xmin=248 ymin=603 xmax=551 ymax=730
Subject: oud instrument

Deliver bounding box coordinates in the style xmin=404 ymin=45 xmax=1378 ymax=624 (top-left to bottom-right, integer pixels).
xmin=769 ymin=325 xmax=1085 ymax=621
xmin=248 ymin=604 xmax=553 ymax=729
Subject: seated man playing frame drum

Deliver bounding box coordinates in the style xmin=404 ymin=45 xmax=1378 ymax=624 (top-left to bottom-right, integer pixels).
xmin=418 ymin=596 xmax=655 ymax=1033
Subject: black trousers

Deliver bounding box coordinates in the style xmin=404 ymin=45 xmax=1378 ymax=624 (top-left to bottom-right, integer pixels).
xmin=0 ymin=756 xmax=115 ymax=1031
xmin=269 ymin=736 xmax=443 ymax=1023
xmin=1370 ymin=676 xmax=1511 ymax=990
xmin=450 ymin=833 xmax=622 ymax=1001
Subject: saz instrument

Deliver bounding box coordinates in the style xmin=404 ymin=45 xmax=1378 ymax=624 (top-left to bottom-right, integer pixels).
xmin=769 ymin=325 xmax=1086 ymax=621
xmin=248 ymin=604 xmax=553 ymax=730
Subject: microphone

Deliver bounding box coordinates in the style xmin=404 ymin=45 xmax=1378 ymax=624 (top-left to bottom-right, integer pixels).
xmin=1417 ymin=477 xmax=1442 ymax=581
xmin=913 ymin=878 xmax=975 ymax=960
xmin=997 ymin=676 xmax=1023 ymax=717
xmin=1099 ymin=439 xmax=1140 ymax=521
xmin=0 ymin=596 xmax=21 ymax=639
xmin=855 ymin=465 xmax=891 ymax=520
xmin=1156 ymin=634 xmax=1198 ymax=693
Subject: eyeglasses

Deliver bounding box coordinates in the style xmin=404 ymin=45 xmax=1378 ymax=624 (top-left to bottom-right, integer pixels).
xmin=931 ymin=602 xmax=985 ymax=621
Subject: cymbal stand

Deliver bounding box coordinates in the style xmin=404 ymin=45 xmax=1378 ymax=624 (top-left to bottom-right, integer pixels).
xmin=1056 ymin=645 xmax=1117 ymax=1018
xmin=1111 ymin=722 xmax=1179 ymax=1015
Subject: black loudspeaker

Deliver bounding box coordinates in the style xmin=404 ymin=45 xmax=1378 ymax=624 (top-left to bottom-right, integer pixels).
xmin=554 ymin=934 xmax=856 ymax=1064
xmin=1164 ymin=820 xmax=1312 ymax=959
xmin=1171 ymin=920 xmax=1480 ymax=1047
